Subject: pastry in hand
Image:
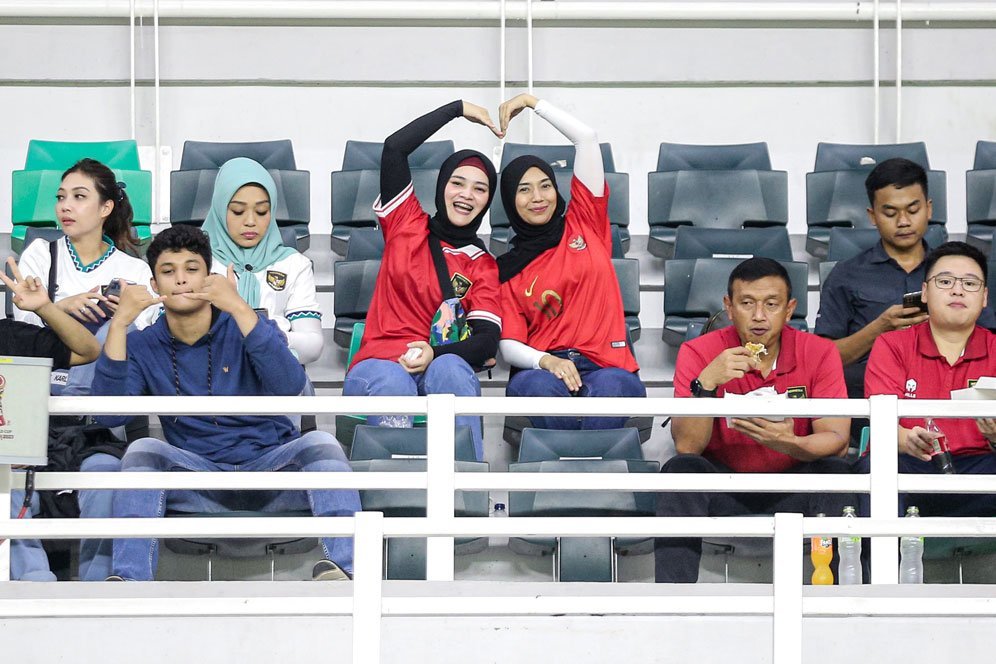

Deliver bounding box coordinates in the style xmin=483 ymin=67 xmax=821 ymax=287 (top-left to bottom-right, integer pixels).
xmin=745 ymin=342 xmax=767 ymax=364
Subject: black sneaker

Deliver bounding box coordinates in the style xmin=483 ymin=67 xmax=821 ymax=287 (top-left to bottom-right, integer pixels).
xmin=312 ymin=560 xmax=352 ymax=581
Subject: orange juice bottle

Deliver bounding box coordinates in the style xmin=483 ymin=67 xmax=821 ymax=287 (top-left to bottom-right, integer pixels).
xmin=811 ymin=513 xmax=834 ymax=585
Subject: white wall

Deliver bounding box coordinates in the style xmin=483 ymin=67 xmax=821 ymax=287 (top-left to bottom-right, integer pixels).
xmin=2 ymin=10 xmax=996 ymax=237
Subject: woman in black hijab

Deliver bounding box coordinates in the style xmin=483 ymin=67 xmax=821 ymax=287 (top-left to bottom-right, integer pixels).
xmin=496 ymin=94 xmax=645 ymax=430
xmin=343 ymin=101 xmax=502 ymax=461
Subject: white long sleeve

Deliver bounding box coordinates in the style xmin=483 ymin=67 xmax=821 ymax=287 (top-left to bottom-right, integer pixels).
xmin=499 ymin=338 xmax=548 ymax=370
xmin=533 ymin=99 xmax=604 ymax=196
xmin=285 ymin=316 xmax=324 ymax=365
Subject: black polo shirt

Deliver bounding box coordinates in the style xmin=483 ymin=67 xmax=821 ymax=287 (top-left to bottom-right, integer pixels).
xmin=815 ymin=240 xmax=996 ymax=398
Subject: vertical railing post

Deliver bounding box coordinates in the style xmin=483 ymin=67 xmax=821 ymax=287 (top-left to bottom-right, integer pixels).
xmin=352 ymin=511 xmax=384 ymax=664
xmin=425 ymin=394 xmax=456 ymax=580
xmin=869 ymin=394 xmax=899 ymax=583
xmin=772 ymin=513 xmax=803 ymax=664
xmin=0 ymin=465 xmax=10 ymax=581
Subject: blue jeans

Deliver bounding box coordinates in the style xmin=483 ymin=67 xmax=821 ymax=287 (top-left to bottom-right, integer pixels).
xmin=9 ymin=487 xmax=55 ymax=581
xmin=344 ymin=355 xmax=484 ymax=461
xmin=111 ymin=431 xmax=360 ymax=581
xmin=506 ymin=350 xmax=646 ymax=430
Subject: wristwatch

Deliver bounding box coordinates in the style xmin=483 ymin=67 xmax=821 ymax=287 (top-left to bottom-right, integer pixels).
xmin=690 ymin=377 xmax=717 ymax=398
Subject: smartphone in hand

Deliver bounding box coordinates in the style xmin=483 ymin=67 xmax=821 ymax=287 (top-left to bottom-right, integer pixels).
xmin=902 ymin=290 xmax=928 ymax=314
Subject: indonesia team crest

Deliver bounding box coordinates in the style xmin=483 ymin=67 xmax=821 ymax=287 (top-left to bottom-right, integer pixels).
xmin=266 ymin=270 xmax=287 ymax=291
xmin=568 ymin=234 xmax=587 ymax=251
xmin=451 ymin=273 xmax=472 ymax=299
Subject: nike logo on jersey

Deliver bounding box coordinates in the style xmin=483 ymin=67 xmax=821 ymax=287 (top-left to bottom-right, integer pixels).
xmin=525 ymin=276 xmax=538 ymax=297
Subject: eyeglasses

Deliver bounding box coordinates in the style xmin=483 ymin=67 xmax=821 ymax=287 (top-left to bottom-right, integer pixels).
xmin=927 ymin=275 xmax=985 ymax=292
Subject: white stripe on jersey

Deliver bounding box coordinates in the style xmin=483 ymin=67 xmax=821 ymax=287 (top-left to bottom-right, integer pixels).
xmin=373 ymin=181 xmax=413 ymax=218
xmin=442 ymin=245 xmax=486 ymax=260
xmin=467 ymin=309 xmax=501 ymax=329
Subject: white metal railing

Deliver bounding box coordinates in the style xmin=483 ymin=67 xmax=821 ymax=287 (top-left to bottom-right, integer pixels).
xmin=4 ymin=393 xmax=996 ymax=664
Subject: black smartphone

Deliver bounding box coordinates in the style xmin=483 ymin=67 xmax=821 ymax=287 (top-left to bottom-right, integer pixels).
xmin=902 ymin=291 xmax=928 ymax=314
xmin=99 ymin=279 xmax=129 ymax=317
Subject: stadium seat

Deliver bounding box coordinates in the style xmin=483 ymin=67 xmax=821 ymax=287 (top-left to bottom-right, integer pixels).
xmin=647 ymin=169 xmax=788 ymax=259
xmin=613 ymin=258 xmax=641 ymax=343
xmin=507 ymin=427 xmax=658 ymax=582
xmin=343 ymin=227 xmax=385 ymax=261
xmin=672 ymin=226 xmax=793 ymax=261
xmin=813 ymin=141 xmax=931 ymax=172
xmin=499 ymin=142 xmax=616 ymax=172
xmin=826 ymin=225 xmax=948 ymax=263
xmin=662 ymin=258 xmax=808 ymax=346
xmin=330 ymin=168 xmax=439 ymax=256
xmin=965 ymin=141 xmax=996 ymax=252
xmin=178 ymin=139 xmax=297 ymax=170
xmin=656 ymin=142 xmax=772 ymax=172
xmin=332 ymin=260 xmax=381 ymax=348
xmin=169 ymin=167 xmax=312 ymax=250
xmin=341 ymin=139 xmax=454 ymax=170
xmin=805 ymin=168 xmax=948 ymax=257
xmin=819 ymin=261 xmax=837 ymax=289
xmin=349 ymin=425 xmax=488 ymax=579
xmin=23 ymin=139 xmax=142 ymax=171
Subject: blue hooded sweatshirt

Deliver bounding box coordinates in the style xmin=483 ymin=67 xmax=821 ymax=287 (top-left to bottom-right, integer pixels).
xmin=92 ymin=309 xmax=306 ymax=464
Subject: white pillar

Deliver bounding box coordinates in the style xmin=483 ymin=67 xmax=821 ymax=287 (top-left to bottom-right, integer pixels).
xmin=772 ymin=512 xmax=803 ymax=664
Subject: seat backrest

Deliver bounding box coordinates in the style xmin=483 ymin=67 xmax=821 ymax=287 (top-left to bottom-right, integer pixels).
xmin=344 ymin=227 xmax=386 ymax=261
xmin=657 ymin=142 xmax=771 ymax=171
xmin=331 ymin=168 xmax=439 ymax=224
xmin=612 ymin=258 xmax=640 ymax=318
xmin=179 ymin=139 xmax=296 ymax=170
xmin=25 ymin=139 xmax=141 ymax=170
xmin=647 ymin=170 xmax=788 ymax=228
xmin=332 ymin=259 xmax=381 ymax=318
xmin=517 ymin=427 xmax=643 ymax=462
xmin=672 ymin=226 xmax=792 ymax=260
xmin=974 ymin=140 xmax=996 ymax=170
xmin=826 ymin=225 xmax=948 ymax=263
xmin=666 ymin=258 xmax=808 ymax=320
xmin=819 ymin=261 xmax=838 ymax=288
xmin=966 ymin=169 xmax=996 ymax=223
xmin=170 ymin=168 xmax=310 ymax=226
xmin=553 ymin=171 xmax=629 ymax=228
xmin=813 ymin=141 xmax=930 ymax=172
xmin=351 ymin=424 xmax=477 ymax=462
xmin=807 ymin=169 xmax=948 ymax=227
xmin=500 ymin=142 xmax=615 ymax=173
xmin=342 ymin=140 xmax=455 ymax=170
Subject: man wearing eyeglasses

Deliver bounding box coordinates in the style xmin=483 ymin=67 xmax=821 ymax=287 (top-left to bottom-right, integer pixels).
xmin=863 ymin=242 xmax=996 ymax=515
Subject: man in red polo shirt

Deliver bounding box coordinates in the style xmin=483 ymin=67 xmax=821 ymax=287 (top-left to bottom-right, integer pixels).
xmin=863 ymin=241 xmax=996 ymax=516
xmin=655 ymin=257 xmax=853 ymax=583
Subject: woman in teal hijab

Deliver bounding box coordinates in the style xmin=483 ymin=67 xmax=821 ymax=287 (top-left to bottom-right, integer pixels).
xmin=201 ymin=157 xmax=324 ymax=364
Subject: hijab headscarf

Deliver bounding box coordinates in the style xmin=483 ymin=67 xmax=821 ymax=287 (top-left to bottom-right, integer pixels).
xmin=495 ymin=155 xmax=567 ymax=283
xmin=200 ymin=157 xmax=295 ymax=308
xmin=428 ymin=149 xmax=496 ymax=253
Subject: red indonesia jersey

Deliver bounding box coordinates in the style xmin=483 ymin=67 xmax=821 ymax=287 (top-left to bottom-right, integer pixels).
xmin=865 ymin=322 xmax=996 ymax=457
xmin=500 ymin=176 xmax=637 ymax=372
xmin=349 ymin=183 xmax=501 ymax=369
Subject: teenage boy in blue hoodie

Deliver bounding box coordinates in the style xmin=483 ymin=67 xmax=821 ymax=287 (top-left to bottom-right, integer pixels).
xmin=93 ymin=225 xmax=359 ymax=581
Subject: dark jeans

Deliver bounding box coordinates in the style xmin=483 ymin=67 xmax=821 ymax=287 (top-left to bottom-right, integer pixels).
xmin=506 ymin=350 xmax=646 ymax=430
xmin=654 ymin=454 xmax=857 ymax=583
xmin=852 ymin=452 xmax=996 ymax=517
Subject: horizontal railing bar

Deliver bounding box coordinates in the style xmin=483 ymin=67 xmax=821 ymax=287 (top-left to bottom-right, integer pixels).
xmin=49 ymin=395 xmax=430 ymax=417
xmin=14 ymin=472 xmax=427 ymax=491
xmin=5 ymin=515 xmax=996 ymax=540
xmin=895 ymin=399 xmax=996 ymax=417
xmin=457 ymin=396 xmax=872 ymax=418
xmin=898 ymin=475 xmax=996 ymax=493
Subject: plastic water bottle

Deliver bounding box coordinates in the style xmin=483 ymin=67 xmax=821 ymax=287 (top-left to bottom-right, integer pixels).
xmin=811 ymin=513 xmax=834 ymax=585
xmin=925 ymin=418 xmax=955 ymax=474
xmin=900 ymin=505 xmax=925 ymax=584
xmin=837 ymin=505 xmax=862 ymax=585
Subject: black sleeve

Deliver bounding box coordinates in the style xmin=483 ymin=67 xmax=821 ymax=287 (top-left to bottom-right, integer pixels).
xmin=381 ymin=100 xmax=464 ymax=203
xmin=0 ymin=319 xmax=73 ymax=370
xmin=431 ymin=319 xmax=500 ymax=369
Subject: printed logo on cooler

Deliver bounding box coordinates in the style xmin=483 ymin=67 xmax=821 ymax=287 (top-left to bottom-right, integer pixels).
xmin=905 ymin=378 xmax=918 ymax=399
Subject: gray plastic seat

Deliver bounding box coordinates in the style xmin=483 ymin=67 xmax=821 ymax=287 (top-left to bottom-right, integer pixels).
xmin=806 ymin=168 xmax=947 ymax=257
xmin=657 ymin=142 xmax=771 ymax=172
xmin=508 ymin=427 xmax=659 ymax=582
xmin=819 ymin=261 xmax=838 ymax=289
xmin=343 ymin=227 xmax=385 ymax=261
xmin=647 ymin=169 xmax=788 ymax=259
xmin=826 ymin=225 xmax=948 ymax=263
xmin=170 ymin=167 xmax=312 ymax=251
xmin=672 ymin=226 xmax=792 ymax=261
xmin=613 ymin=258 xmax=641 ymax=343
xmin=341 ymin=139 xmax=454 ymax=171
xmin=662 ymin=258 xmax=809 ymax=346
xmin=489 ymin=171 xmax=630 ymax=256
xmin=813 ymin=141 xmax=930 ymax=172
xmin=330 ymin=168 xmax=439 ymax=256
xmin=499 ymin=142 xmax=616 ymax=172
xmin=965 ymin=141 xmax=996 ymax=252
xmin=349 ymin=425 xmax=488 ymax=580
xmin=332 ymin=259 xmax=381 ymax=348
xmin=179 ymin=139 xmax=297 ymax=170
